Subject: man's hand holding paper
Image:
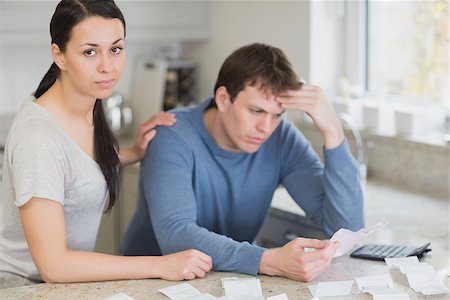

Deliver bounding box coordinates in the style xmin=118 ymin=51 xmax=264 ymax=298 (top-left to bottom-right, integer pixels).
xmin=259 ymin=237 xmax=340 ymax=282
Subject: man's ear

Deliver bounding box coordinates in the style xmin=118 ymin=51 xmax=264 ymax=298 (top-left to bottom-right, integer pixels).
xmin=51 ymin=43 xmax=66 ymax=71
xmin=215 ymin=86 xmax=231 ymax=112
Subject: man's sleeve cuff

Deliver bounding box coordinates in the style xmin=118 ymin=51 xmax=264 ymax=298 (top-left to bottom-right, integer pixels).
xmin=237 ymin=244 xmax=266 ymax=276
xmin=323 ymin=139 xmax=356 ymax=165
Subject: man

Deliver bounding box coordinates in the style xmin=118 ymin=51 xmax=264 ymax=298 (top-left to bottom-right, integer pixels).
xmin=122 ymin=43 xmax=364 ymax=282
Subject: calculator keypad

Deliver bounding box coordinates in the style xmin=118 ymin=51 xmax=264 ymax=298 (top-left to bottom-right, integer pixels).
xmin=351 ymin=244 xmax=416 ymax=260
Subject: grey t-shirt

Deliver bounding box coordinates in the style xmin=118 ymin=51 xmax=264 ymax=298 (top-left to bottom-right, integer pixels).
xmin=0 ymin=101 xmax=107 ymax=280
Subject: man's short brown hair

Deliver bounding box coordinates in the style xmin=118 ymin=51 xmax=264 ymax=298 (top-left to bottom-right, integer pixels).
xmin=213 ymin=43 xmax=302 ymax=104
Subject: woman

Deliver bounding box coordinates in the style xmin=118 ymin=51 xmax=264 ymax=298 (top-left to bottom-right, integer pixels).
xmin=0 ymin=0 xmax=211 ymax=288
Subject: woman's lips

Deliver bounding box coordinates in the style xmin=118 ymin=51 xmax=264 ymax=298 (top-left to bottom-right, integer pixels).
xmin=96 ymin=79 xmax=115 ymax=88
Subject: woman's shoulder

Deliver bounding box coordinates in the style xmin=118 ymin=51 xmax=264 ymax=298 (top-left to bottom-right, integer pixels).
xmin=7 ymin=101 xmax=63 ymax=147
xmin=14 ymin=100 xmax=57 ymax=126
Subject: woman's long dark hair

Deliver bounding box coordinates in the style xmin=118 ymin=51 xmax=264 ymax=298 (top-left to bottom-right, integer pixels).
xmin=34 ymin=0 xmax=126 ymax=213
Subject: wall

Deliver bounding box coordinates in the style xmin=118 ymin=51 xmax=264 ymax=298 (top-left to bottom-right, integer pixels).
xmin=0 ymin=0 xmax=211 ymax=116
xmin=0 ymin=45 xmax=50 ymax=114
xmin=182 ymin=1 xmax=311 ymax=101
xmin=0 ymin=41 xmax=181 ymax=115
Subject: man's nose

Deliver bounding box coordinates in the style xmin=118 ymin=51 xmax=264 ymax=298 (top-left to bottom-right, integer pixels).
xmin=257 ymin=116 xmax=272 ymax=133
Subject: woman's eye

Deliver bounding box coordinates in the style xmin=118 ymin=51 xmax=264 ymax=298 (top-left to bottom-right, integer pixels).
xmin=111 ymin=47 xmax=123 ymax=54
xmin=84 ymin=49 xmax=96 ymax=56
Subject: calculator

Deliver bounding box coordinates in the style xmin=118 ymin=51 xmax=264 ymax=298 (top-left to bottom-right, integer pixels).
xmin=350 ymin=242 xmax=431 ymax=261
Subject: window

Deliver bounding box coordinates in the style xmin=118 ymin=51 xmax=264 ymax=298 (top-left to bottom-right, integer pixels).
xmin=366 ymin=0 xmax=448 ymax=107
xmin=341 ymin=0 xmax=449 ymax=141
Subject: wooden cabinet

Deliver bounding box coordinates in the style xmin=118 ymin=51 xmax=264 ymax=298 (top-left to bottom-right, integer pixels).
xmin=95 ymin=164 xmax=140 ymax=254
xmin=0 ymin=1 xmax=211 ymax=46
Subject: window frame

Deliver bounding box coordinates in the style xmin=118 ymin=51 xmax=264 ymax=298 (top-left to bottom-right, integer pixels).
xmin=342 ymin=0 xmax=449 ymax=141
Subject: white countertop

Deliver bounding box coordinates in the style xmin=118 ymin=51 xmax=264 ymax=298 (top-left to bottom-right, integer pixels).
xmin=1 ymin=175 xmax=449 ymax=299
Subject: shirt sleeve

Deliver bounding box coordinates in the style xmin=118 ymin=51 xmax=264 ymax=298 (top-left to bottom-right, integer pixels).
xmin=143 ymin=127 xmax=266 ymax=275
xmin=279 ymin=122 xmax=364 ymax=236
xmin=8 ymin=121 xmax=66 ymax=207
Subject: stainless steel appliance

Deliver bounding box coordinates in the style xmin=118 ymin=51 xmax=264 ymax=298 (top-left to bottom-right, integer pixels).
xmin=103 ymin=93 xmax=133 ymax=137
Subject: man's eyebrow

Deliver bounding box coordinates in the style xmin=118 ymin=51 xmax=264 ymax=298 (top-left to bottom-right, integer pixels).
xmin=249 ymin=105 xmax=285 ymax=115
xmin=249 ymin=105 xmax=266 ymax=111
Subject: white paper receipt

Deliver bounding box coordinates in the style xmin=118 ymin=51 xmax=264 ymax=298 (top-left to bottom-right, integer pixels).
xmin=158 ymin=283 xmax=202 ymax=300
xmin=331 ymin=229 xmax=366 ymax=257
xmin=308 ymin=280 xmax=354 ymax=297
xmin=267 ymin=293 xmax=289 ymax=300
xmin=331 ymin=222 xmax=387 ymax=257
xmin=384 ymin=257 xmax=449 ymax=295
xmin=221 ymin=277 xmax=263 ymax=297
xmin=104 ymin=293 xmax=135 ymax=300
xmin=355 ymin=274 xmax=395 ymax=294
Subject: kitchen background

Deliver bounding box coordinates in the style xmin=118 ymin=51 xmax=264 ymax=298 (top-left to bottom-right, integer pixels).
xmin=0 ymin=1 xmax=448 ymax=254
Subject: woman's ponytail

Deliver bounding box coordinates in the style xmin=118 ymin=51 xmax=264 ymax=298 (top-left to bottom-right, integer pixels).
xmin=93 ymin=99 xmax=120 ymax=213
xmin=34 ymin=62 xmax=59 ymax=98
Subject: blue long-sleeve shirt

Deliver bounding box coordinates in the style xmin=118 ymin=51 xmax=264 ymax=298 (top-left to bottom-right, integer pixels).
xmin=121 ymin=99 xmax=364 ymax=275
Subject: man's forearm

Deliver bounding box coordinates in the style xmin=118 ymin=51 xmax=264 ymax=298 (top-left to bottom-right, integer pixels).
xmin=154 ymin=220 xmax=266 ymax=275
xmin=322 ymin=140 xmax=364 ymax=233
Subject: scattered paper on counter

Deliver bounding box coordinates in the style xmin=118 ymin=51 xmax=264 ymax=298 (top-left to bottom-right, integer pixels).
xmin=221 ymin=277 xmax=239 ymax=288
xmin=183 ymin=294 xmax=217 ymax=300
xmin=406 ymin=272 xmax=449 ymax=295
xmin=355 ymin=274 xmax=395 ymax=295
xmin=217 ymin=297 xmax=265 ymax=300
xmin=384 ymin=256 xmax=419 ymax=269
xmin=158 ymin=283 xmax=201 ymax=299
xmin=372 ymin=290 xmax=411 ymax=300
xmin=104 ymin=293 xmax=135 ymax=300
xmin=384 ymin=257 xmax=449 ymax=295
xmin=267 ymin=293 xmax=289 ymax=300
xmin=331 ymin=222 xmax=386 ymax=257
xmin=397 ymin=262 xmax=433 ymax=275
xmin=308 ymin=280 xmax=353 ymax=297
xmin=159 ymin=278 xmax=266 ymax=300
xmin=221 ymin=277 xmax=263 ymax=297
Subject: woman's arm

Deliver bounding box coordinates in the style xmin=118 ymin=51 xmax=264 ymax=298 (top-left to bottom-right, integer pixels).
xmin=119 ymin=112 xmax=176 ymax=166
xmin=19 ymin=197 xmax=211 ymax=283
